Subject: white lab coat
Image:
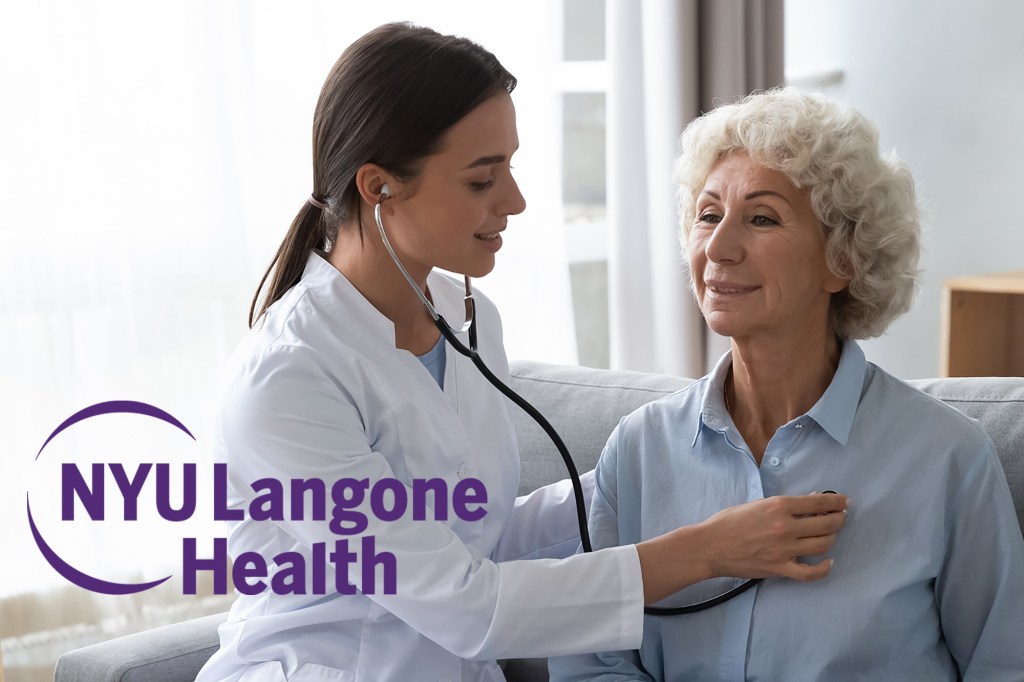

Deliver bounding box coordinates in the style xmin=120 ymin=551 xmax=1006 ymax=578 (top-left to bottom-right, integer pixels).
xmin=196 ymin=252 xmax=643 ymax=682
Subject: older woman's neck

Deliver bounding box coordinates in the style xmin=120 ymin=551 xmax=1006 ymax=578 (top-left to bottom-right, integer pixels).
xmin=727 ymin=331 xmax=842 ymax=463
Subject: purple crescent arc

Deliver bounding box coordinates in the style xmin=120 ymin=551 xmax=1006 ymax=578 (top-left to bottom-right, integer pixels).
xmin=29 ymin=400 xmax=192 ymax=594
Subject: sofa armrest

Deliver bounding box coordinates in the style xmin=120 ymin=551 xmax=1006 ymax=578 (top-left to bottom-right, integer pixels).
xmin=54 ymin=613 xmax=225 ymax=682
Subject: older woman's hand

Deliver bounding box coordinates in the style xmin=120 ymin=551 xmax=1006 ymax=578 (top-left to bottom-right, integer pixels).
xmin=636 ymin=493 xmax=848 ymax=605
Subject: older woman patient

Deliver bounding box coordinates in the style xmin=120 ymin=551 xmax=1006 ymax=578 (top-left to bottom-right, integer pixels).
xmin=549 ymin=89 xmax=1024 ymax=681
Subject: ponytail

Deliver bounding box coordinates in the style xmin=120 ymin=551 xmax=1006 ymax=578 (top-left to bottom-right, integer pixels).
xmin=248 ymin=201 xmax=328 ymax=327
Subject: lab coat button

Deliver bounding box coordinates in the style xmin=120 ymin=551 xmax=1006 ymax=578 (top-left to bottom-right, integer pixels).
xmin=768 ymin=456 xmax=781 ymax=467
xmin=457 ymin=463 xmax=475 ymax=479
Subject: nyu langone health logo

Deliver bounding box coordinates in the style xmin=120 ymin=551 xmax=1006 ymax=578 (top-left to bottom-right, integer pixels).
xmin=29 ymin=401 xmax=489 ymax=596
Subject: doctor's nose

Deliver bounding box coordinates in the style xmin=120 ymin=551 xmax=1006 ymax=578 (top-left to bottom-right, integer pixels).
xmin=499 ymin=175 xmax=527 ymax=216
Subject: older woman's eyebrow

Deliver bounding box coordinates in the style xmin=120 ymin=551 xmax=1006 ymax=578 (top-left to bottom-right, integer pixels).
xmin=698 ymin=189 xmax=792 ymax=207
xmin=746 ymin=190 xmax=792 ymax=206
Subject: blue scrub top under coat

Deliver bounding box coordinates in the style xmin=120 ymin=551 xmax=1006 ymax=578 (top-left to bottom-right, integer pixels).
xmin=417 ymin=334 xmax=447 ymax=389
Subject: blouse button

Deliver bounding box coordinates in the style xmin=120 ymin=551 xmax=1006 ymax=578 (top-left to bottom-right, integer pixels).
xmin=457 ymin=463 xmax=476 ymax=479
xmin=768 ymin=456 xmax=781 ymax=467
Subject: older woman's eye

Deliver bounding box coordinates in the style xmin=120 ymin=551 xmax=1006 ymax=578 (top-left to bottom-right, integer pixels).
xmin=751 ymin=214 xmax=778 ymax=227
xmin=697 ymin=212 xmax=721 ymax=224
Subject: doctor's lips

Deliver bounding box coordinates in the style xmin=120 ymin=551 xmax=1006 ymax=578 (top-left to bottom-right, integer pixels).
xmin=474 ymin=228 xmax=504 ymax=251
xmin=474 ymin=227 xmax=504 ymax=240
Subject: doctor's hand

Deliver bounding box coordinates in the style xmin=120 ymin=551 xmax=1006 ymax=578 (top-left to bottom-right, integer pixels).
xmin=635 ymin=493 xmax=848 ymax=606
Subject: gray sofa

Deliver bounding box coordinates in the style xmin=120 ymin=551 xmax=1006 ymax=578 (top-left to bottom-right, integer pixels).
xmin=54 ymin=361 xmax=1024 ymax=682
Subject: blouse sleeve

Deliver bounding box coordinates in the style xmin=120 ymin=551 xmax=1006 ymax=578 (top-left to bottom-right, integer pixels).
xmin=935 ymin=434 xmax=1024 ymax=679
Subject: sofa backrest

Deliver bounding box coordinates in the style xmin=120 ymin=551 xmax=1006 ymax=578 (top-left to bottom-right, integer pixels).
xmin=509 ymin=361 xmax=1024 ymax=535
xmin=509 ymin=361 xmax=692 ymax=495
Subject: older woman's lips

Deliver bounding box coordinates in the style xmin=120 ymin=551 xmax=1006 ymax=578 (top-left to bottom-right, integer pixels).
xmin=705 ymin=282 xmax=760 ymax=298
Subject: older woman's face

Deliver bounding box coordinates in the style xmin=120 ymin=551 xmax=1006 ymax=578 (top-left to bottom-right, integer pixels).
xmin=688 ymin=152 xmax=847 ymax=342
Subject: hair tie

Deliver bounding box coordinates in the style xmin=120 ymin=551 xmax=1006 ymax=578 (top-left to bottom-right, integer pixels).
xmin=308 ymin=194 xmax=327 ymax=211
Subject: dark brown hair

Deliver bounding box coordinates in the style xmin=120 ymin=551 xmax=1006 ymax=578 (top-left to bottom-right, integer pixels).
xmin=248 ymin=22 xmax=517 ymax=326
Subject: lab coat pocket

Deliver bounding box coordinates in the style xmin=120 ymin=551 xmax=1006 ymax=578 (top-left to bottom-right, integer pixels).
xmin=290 ymin=662 xmax=357 ymax=681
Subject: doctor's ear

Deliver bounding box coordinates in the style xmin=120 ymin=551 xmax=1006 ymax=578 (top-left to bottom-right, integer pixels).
xmin=355 ymin=164 xmax=396 ymax=206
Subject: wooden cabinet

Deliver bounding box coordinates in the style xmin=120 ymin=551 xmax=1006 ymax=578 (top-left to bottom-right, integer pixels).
xmin=942 ymin=270 xmax=1024 ymax=377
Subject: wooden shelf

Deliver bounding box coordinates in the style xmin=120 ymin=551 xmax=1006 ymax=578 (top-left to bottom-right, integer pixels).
xmin=942 ymin=270 xmax=1024 ymax=377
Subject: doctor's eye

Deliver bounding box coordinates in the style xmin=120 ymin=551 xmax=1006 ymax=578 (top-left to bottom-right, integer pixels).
xmin=470 ymin=179 xmax=496 ymax=192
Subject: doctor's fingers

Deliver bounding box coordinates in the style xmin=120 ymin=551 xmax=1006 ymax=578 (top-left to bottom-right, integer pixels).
xmin=777 ymin=557 xmax=835 ymax=582
xmin=775 ymin=493 xmax=849 ymax=517
xmin=787 ymin=508 xmax=847 ymax=540
xmin=752 ymin=518 xmax=842 ymax=576
xmin=785 ymin=532 xmax=840 ymax=559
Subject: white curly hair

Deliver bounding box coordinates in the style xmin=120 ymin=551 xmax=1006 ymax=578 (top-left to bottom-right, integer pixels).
xmin=673 ymin=87 xmax=921 ymax=340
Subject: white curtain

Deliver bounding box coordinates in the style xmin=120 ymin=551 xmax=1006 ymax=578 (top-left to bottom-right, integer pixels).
xmin=606 ymin=0 xmax=784 ymax=377
xmin=0 ymin=1 xmax=573 ymax=678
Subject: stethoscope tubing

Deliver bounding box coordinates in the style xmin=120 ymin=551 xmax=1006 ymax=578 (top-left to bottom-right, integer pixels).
xmin=436 ymin=315 xmax=760 ymax=615
xmin=434 ymin=316 xmax=594 ymax=557
xmin=375 ymin=195 xmax=758 ymax=615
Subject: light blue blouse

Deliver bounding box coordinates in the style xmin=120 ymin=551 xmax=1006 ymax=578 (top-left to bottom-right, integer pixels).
xmin=549 ymin=339 xmax=1024 ymax=681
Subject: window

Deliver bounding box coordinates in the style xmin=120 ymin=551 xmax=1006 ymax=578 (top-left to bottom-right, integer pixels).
xmin=559 ymin=0 xmax=610 ymax=368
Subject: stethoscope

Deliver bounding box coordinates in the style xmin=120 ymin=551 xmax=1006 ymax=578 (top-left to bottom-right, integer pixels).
xmin=374 ymin=186 xmax=759 ymax=615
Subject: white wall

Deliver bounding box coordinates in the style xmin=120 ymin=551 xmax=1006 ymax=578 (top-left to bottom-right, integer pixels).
xmin=786 ymin=0 xmax=1024 ymax=378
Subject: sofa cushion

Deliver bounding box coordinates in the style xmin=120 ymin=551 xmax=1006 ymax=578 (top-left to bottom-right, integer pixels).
xmin=509 ymin=360 xmax=692 ymax=495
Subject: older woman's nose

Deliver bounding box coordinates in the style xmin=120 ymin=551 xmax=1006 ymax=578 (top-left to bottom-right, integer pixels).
xmin=704 ymin=213 xmax=744 ymax=263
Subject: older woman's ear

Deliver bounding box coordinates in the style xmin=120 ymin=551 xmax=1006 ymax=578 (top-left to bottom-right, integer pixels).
xmin=820 ymin=238 xmax=852 ymax=294
xmin=824 ymin=271 xmax=850 ymax=294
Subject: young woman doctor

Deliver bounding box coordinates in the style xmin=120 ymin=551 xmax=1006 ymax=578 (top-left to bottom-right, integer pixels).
xmin=195 ymin=23 xmax=848 ymax=682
